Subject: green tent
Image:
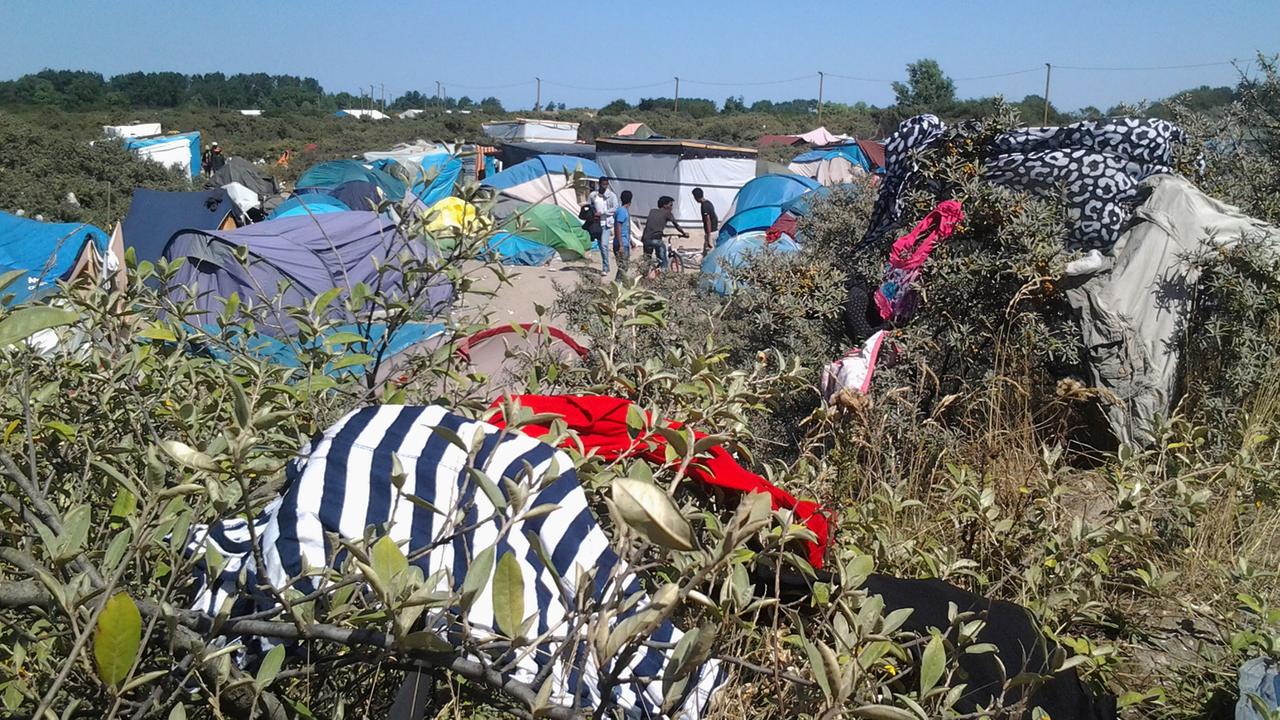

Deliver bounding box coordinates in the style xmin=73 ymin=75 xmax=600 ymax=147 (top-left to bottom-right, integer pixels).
xmin=296 ymin=160 xmax=407 ymax=199
xmin=499 ymin=204 xmax=592 ymax=257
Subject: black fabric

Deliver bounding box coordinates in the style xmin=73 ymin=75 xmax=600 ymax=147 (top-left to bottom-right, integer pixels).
xmin=842 ymin=273 xmax=885 ymax=344
xmin=700 ymin=199 xmax=719 ymax=232
xmin=863 ymin=115 xmax=1183 ymax=251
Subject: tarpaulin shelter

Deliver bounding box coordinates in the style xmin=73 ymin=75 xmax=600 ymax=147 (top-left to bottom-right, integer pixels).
xmin=481 ymin=154 xmax=604 ymax=218
xmin=296 ymin=160 xmax=407 ymax=212
xmin=482 ymin=118 xmax=579 ymax=143
xmin=103 ymin=122 xmax=161 ymax=139
xmin=267 ymin=194 xmax=351 ymax=219
xmin=363 ymin=140 xmax=449 ymax=168
xmin=719 ymin=174 xmax=821 ymax=242
xmin=700 ymin=230 xmax=801 ymax=296
xmin=162 ymin=211 xmax=452 ymax=335
xmin=595 ymin=137 xmax=757 ymax=224
xmin=210 ymin=157 xmax=280 ymax=203
xmin=497 ymin=141 xmax=596 ymax=166
xmin=123 ymin=132 xmax=201 ymax=178
xmin=484 ymin=232 xmax=557 ymax=266
xmin=498 ymin=204 xmax=592 ymax=257
xmin=121 ymin=189 xmax=242 ymax=266
xmin=788 ymin=143 xmax=879 ymax=186
xmin=0 ymin=212 xmax=111 ymax=304
xmin=410 ymin=153 xmax=463 ymax=207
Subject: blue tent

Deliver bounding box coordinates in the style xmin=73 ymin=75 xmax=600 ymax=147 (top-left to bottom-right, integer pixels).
xmin=485 ymin=232 xmax=556 ymax=266
xmin=699 ymin=230 xmax=801 ymax=296
xmin=481 ymin=155 xmax=604 ymax=218
xmin=122 ymin=188 xmax=242 ymax=265
xmin=719 ymin=174 xmax=822 ymax=242
xmin=781 ymin=185 xmax=831 ymax=218
xmin=411 ymin=154 xmax=463 ymax=207
xmin=122 ymin=132 xmax=202 ymax=179
xmin=268 ymin=194 xmax=352 ymax=220
xmin=0 ymin=213 xmax=110 ymax=304
xmin=791 ymin=143 xmax=875 ymax=172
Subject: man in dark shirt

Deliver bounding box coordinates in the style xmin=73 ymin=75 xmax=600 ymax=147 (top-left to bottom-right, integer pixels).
xmin=202 ymin=142 xmax=226 ymax=175
xmin=692 ymin=187 xmax=718 ymax=252
xmin=640 ymin=195 xmax=687 ymax=271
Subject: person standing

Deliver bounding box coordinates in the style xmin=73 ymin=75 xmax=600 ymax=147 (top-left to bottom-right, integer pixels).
xmin=613 ymin=190 xmax=633 ymax=278
xmin=692 ymin=187 xmax=718 ymax=252
xmin=589 ymin=178 xmax=619 ymax=276
xmin=202 ymin=141 xmax=226 ymax=176
xmin=641 ymin=195 xmax=687 ymax=272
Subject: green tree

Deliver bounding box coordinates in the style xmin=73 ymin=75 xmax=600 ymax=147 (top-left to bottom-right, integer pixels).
xmin=722 ymin=95 xmax=747 ymax=114
xmin=600 ymin=98 xmax=631 ymax=114
xmin=892 ymin=58 xmax=956 ymax=111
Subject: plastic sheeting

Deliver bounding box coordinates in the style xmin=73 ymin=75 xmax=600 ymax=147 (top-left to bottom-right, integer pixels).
xmin=0 ymin=213 xmax=110 ymax=304
xmin=484 ymin=233 xmax=557 ymax=266
xmin=123 ymin=132 xmax=201 ymax=178
xmin=103 ymin=122 xmax=161 ymax=139
xmin=482 ymin=119 xmax=579 ymax=143
xmin=595 ymin=150 xmax=755 ymax=225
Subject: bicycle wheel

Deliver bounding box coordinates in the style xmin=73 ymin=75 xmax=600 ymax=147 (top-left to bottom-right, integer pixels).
xmin=669 ymin=250 xmax=683 ymax=273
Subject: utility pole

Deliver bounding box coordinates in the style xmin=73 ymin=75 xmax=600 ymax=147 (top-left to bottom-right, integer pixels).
xmin=380 ymin=83 xmax=385 ymax=112
xmin=535 ymin=77 xmax=541 ymax=113
xmin=817 ymin=71 xmax=825 ymax=124
xmin=1042 ymin=63 xmax=1052 ymax=125
xmin=370 ymin=85 xmax=375 ymax=114
xmin=674 ymin=76 xmax=680 ymax=113
xmin=435 ymin=80 xmax=441 ymax=106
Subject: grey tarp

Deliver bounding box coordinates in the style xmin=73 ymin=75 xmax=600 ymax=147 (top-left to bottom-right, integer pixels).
xmin=209 ymin=157 xmax=279 ymax=199
xmin=1065 ymin=173 xmax=1280 ymax=445
xmin=164 ymin=211 xmax=453 ymax=335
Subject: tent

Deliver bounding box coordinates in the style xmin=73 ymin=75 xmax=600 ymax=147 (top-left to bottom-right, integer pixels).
xmin=456 ymin=323 xmax=588 ymax=394
xmin=616 ymin=123 xmax=658 ymax=139
xmin=335 ymin=109 xmax=388 ymax=120
xmin=296 ymin=160 xmax=407 ymax=207
xmin=482 ymin=119 xmax=579 ymax=143
xmin=162 ymin=211 xmax=452 ymax=335
xmin=594 ymin=137 xmax=757 ymax=224
xmin=103 ymin=122 xmax=161 ymax=139
xmin=121 ymin=189 xmax=242 ymax=266
xmin=481 ymin=154 xmax=604 ymax=218
xmin=123 ymin=132 xmax=201 ymax=178
xmin=498 ymin=204 xmax=592 ymax=257
xmin=700 ymin=230 xmax=801 ymax=296
xmin=0 ymin=213 xmax=111 ymax=304
xmin=497 ymin=141 xmax=596 ymax=166
xmin=363 ymin=140 xmax=449 ymax=168
xmin=210 ymin=157 xmax=279 ymax=201
xmin=789 ymin=144 xmax=876 ymax=186
xmin=410 ymin=153 xmax=463 ymax=207
xmin=267 ymin=194 xmax=351 ymax=219
xmin=719 ymin=174 xmax=822 ymax=242
xmin=484 ymin=232 xmax=557 ymax=266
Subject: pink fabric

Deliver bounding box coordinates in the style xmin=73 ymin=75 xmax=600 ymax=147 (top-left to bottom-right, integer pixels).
xmin=888 ymin=199 xmax=964 ymax=271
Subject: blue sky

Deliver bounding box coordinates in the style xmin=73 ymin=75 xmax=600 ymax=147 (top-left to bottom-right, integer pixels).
xmin=0 ymin=0 xmax=1274 ymax=111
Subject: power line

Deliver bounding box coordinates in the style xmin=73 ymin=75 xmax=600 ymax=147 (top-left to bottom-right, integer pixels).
xmin=1053 ymin=60 xmax=1239 ymax=72
xmin=953 ymin=67 xmax=1042 ymax=81
xmin=540 ymin=79 xmax=670 ymax=92
xmin=682 ymin=74 xmax=814 ymax=87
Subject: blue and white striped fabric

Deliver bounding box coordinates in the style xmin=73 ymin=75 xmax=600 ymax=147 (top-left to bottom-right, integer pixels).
xmin=188 ymin=405 xmax=725 ymax=718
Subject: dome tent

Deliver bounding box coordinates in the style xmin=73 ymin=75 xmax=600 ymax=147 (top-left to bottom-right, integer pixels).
xmin=267 ymin=194 xmax=351 ymax=220
xmin=699 ymin=230 xmax=801 ymax=296
xmin=481 ymin=155 xmax=604 ymax=218
xmin=498 ymin=204 xmax=592 ymax=257
xmin=719 ymin=174 xmax=822 ymax=242
xmin=295 ymin=160 xmax=408 ymax=212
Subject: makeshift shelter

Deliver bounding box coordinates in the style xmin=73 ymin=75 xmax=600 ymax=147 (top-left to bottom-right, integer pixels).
xmin=121 ymin=189 xmax=242 ymax=266
xmin=719 ymin=174 xmax=822 ymax=242
xmin=615 ymin=122 xmax=658 ymax=139
xmin=266 ymin=194 xmax=351 ymax=219
xmin=296 ymin=160 xmax=407 ymax=212
xmin=594 ymin=138 xmax=757 ymax=224
xmin=103 ymin=122 xmax=161 ymax=139
xmin=123 ymin=132 xmax=201 ymax=178
xmin=788 ymin=143 xmax=877 ymax=186
xmin=497 ymin=141 xmax=596 ymax=166
xmin=161 ymin=211 xmax=452 ymax=335
xmin=481 ymin=154 xmax=604 ymax=218
xmin=210 ymin=157 xmax=279 ymax=204
xmin=482 ymin=118 xmax=579 ymax=143
xmin=0 ymin=213 xmax=111 ymax=304
xmin=335 ymin=109 xmax=388 ymax=120
xmin=498 ymin=204 xmax=592 ymax=257
xmin=484 ymin=232 xmax=557 ymax=266
xmin=759 ymin=126 xmax=851 ymax=148
xmin=699 ymin=230 xmax=801 ymax=296
xmin=456 ymin=324 xmax=588 ymax=394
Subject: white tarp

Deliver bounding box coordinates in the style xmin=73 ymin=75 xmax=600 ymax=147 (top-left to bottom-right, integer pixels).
xmin=482 ymin=119 xmax=579 ymax=143
xmin=131 ymin=136 xmax=196 ymax=176
xmin=103 ymin=123 xmax=161 ymax=139
xmin=337 ymin=109 xmax=389 ymax=120
xmin=795 ymin=126 xmax=851 ymax=146
xmin=789 ymin=157 xmax=866 ymax=187
xmin=596 ymin=152 xmax=754 ymax=224
xmin=221 ymin=182 xmax=260 ymax=213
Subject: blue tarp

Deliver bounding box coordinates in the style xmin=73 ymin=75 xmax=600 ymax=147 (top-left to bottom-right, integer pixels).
xmin=123 ymin=132 xmax=202 ymax=179
xmin=792 ymin=143 xmax=874 ymax=172
xmin=699 ymin=230 xmax=801 ymax=296
xmin=481 ymin=155 xmax=605 ymax=192
xmin=269 ymin=194 xmax=352 ymax=219
xmin=485 ymin=232 xmax=556 ymax=266
xmin=198 ymin=321 xmax=445 ymax=378
xmin=122 ymin=188 xmax=240 ymax=265
xmin=781 ymin=185 xmax=831 ymax=217
xmin=0 ymin=212 xmax=110 ymax=304
xmin=412 ymin=154 xmax=463 ymax=207
xmin=719 ymin=174 xmax=822 ymax=242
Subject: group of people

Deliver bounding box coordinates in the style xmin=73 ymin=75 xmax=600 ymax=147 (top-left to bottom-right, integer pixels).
xmin=582 ymin=178 xmax=718 ymax=278
xmin=200 ymin=141 xmax=225 ymax=176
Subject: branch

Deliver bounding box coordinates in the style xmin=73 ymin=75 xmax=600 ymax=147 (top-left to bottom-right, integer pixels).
xmin=0 ymin=579 xmax=54 ymax=608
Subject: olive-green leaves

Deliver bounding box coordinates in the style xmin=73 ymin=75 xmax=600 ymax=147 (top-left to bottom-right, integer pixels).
xmin=611 ymin=477 xmax=695 ymax=551
xmin=492 ymin=551 xmax=525 ymax=639
xmin=0 ymin=305 xmax=77 ymax=348
xmin=94 ymin=592 xmax=141 ymax=687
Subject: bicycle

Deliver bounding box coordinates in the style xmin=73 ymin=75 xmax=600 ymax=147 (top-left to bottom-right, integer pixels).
xmin=644 ymin=233 xmax=702 ymax=278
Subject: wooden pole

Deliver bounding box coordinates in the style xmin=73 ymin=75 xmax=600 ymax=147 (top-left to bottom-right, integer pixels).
xmin=1042 ymin=63 xmax=1052 ymax=125
xmin=674 ymin=76 xmax=680 ymax=113
xmin=535 ymin=77 xmax=541 ymax=113
xmin=817 ymin=71 xmax=825 ymax=124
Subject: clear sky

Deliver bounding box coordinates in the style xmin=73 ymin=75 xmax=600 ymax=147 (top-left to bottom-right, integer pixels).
xmin=1 ymin=0 xmax=1275 ymax=111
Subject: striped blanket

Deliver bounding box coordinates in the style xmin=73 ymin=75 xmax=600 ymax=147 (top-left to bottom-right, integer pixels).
xmin=188 ymin=405 xmax=725 ymax=718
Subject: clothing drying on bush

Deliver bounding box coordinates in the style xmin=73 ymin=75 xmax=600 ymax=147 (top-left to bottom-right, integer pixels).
xmin=187 ymin=405 xmax=726 ymax=719
xmin=487 ymin=394 xmax=833 ymax=568
xmin=864 ymin=115 xmax=1184 ymax=250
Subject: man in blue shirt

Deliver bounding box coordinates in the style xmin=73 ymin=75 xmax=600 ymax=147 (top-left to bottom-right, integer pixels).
xmin=612 ymin=190 xmax=632 ymax=278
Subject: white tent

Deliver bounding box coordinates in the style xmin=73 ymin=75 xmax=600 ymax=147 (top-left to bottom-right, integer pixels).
xmin=103 ymin=123 xmax=162 ymax=139
xmin=482 ymin=119 xmax=579 ymax=143
xmin=398 ymin=109 xmax=425 ymax=119
xmin=239 ymin=109 xmax=263 ymax=117
xmin=336 ymin=109 xmax=389 ymax=120
xmin=123 ymin=132 xmax=201 ymax=179
xmin=594 ymin=138 xmax=757 ymax=225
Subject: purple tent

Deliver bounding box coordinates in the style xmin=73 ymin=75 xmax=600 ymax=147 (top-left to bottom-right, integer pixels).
xmin=164 ymin=211 xmax=453 ymax=335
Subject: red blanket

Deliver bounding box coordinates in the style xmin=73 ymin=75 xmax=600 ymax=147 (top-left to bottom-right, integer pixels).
xmin=489 ymin=394 xmax=832 ymax=567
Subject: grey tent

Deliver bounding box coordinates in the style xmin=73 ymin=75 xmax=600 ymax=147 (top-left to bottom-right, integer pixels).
xmin=163 ymin=211 xmax=453 ymax=335
xmin=209 ymin=157 xmax=279 ymax=199
xmin=1066 ymin=173 xmax=1280 ymax=445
